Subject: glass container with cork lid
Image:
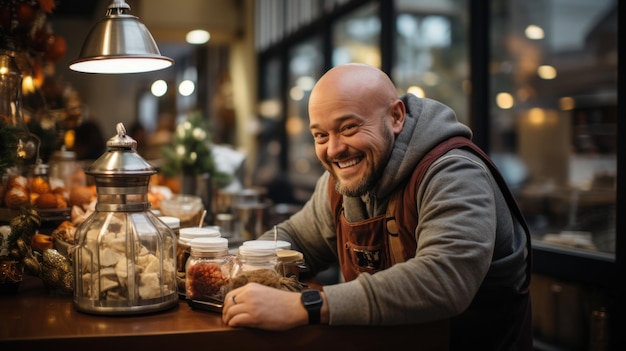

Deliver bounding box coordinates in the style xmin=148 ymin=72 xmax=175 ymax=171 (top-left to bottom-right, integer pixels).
xmin=72 ymin=123 xmax=178 ymax=315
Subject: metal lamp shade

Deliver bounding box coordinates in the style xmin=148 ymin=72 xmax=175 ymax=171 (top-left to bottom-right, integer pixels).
xmin=69 ymin=13 xmax=173 ymax=74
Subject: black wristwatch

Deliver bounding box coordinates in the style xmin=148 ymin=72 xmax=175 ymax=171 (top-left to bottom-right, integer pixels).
xmin=301 ymin=289 xmax=323 ymax=325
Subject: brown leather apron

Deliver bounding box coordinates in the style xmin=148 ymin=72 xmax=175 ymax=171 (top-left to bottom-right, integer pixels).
xmin=329 ymin=136 xmax=533 ymax=350
xmin=333 ymin=186 xmax=417 ymax=281
xmin=335 ymin=210 xmax=391 ymax=281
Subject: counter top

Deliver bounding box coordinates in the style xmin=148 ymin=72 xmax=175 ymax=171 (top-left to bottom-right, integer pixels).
xmin=0 ymin=276 xmax=449 ymax=350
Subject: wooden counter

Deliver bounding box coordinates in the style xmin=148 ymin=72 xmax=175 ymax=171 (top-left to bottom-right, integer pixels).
xmin=0 ymin=276 xmax=449 ymax=350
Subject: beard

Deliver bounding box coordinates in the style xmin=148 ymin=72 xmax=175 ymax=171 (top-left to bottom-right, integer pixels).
xmin=326 ymin=153 xmax=387 ymax=197
xmin=324 ymin=119 xmax=395 ymax=197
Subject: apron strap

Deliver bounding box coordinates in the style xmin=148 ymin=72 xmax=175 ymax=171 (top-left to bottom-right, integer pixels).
xmin=386 ymin=189 xmax=404 ymax=265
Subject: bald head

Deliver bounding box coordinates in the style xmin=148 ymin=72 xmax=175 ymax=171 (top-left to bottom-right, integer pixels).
xmin=307 ymin=64 xmax=406 ymax=196
xmin=309 ymin=64 xmax=398 ymax=116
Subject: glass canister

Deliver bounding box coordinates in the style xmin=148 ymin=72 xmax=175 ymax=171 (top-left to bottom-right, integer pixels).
xmin=73 ymin=123 xmax=178 ymax=315
xmin=185 ymin=237 xmax=232 ymax=303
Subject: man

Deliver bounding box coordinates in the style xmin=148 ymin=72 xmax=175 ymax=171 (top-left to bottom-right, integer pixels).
xmin=222 ymin=63 xmax=532 ymax=350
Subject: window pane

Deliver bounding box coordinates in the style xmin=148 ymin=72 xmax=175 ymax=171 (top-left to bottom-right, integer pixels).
xmin=490 ymin=0 xmax=617 ymax=256
xmin=287 ymin=38 xmax=325 ymax=200
xmin=332 ymin=2 xmax=381 ymax=67
xmin=254 ymin=58 xmax=283 ymax=191
xmin=393 ymin=0 xmax=470 ymax=124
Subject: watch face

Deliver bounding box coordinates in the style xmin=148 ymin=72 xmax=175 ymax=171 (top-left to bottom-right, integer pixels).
xmin=302 ymin=290 xmax=323 ymax=305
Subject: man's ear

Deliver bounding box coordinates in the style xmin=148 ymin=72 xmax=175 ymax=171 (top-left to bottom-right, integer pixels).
xmin=390 ymin=99 xmax=406 ymax=133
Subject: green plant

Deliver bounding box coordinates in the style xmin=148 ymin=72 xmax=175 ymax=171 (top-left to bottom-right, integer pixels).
xmin=160 ymin=111 xmax=231 ymax=188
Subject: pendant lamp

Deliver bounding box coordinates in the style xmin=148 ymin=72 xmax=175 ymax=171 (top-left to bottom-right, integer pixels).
xmin=69 ymin=0 xmax=173 ymax=74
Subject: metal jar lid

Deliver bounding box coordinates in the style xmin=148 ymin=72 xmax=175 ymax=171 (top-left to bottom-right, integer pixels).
xmin=86 ymin=122 xmax=156 ymax=177
xmin=85 ymin=123 xmax=155 ymax=212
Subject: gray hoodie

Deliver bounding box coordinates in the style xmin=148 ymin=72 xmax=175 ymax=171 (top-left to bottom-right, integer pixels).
xmin=260 ymin=94 xmax=529 ymax=325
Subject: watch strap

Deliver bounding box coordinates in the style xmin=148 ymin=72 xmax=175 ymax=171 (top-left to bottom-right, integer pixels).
xmin=301 ymin=289 xmax=322 ymax=325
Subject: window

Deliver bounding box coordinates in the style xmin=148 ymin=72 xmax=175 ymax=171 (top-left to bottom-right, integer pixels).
xmin=255 ymin=58 xmax=284 ymax=189
xmin=332 ymin=2 xmax=381 ymax=67
xmin=489 ymin=0 xmax=617 ymax=257
xmin=393 ymin=0 xmax=470 ymax=124
xmin=287 ymin=38 xmax=325 ymax=191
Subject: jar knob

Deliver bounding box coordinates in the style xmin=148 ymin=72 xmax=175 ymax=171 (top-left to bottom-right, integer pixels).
xmin=116 ymin=122 xmax=127 ymax=135
xmin=106 ymin=122 xmax=137 ymax=150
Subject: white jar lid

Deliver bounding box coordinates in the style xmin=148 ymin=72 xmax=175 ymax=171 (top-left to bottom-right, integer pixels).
xmin=180 ymin=227 xmax=221 ymax=242
xmin=190 ymin=237 xmax=228 ymax=251
xmin=242 ymin=240 xmax=291 ymax=251
xmin=158 ymin=216 xmax=180 ymax=229
xmin=238 ymin=244 xmax=277 ymax=257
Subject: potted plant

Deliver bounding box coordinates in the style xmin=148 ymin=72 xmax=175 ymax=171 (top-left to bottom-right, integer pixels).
xmin=160 ymin=111 xmax=231 ymax=221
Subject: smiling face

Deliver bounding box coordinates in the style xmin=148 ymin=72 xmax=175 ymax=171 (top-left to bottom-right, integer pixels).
xmin=308 ymin=64 xmax=405 ymax=196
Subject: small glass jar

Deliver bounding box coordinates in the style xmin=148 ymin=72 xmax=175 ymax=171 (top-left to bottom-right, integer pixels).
xmin=177 ymin=227 xmax=221 ymax=296
xmin=177 ymin=227 xmax=220 ymax=272
xmin=49 ymin=148 xmax=79 ymax=189
xmin=185 ymin=237 xmax=231 ymax=302
xmin=230 ymin=244 xmax=278 ymax=279
xmin=276 ymin=249 xmax=305 ymax=280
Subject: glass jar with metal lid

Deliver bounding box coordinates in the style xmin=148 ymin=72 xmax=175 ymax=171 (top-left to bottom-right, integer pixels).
xmin=72 ymin=123 xmax=178 ymax=315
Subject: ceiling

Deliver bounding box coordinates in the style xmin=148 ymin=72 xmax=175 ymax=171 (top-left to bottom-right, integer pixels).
xmin=53 ymin=0 xmax=100 ymax=19
xmin=51 ymin=0 xmax=243 ymax=44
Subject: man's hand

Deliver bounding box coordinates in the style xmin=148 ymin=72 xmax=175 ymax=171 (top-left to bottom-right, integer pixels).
xmin=222 ymin=282 xmax=308 ymax=331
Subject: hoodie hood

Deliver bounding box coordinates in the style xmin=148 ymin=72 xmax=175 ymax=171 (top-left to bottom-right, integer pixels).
xmin=371 ymin=94 xmax=472 ymax=199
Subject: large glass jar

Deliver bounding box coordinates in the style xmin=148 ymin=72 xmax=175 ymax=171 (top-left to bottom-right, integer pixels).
xmin=73 ymin=123 xmax=178 ymax=315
